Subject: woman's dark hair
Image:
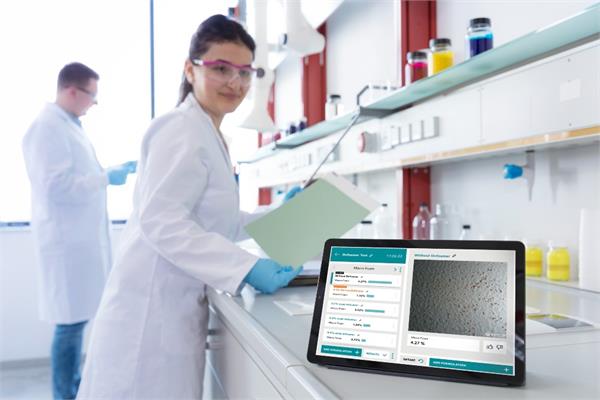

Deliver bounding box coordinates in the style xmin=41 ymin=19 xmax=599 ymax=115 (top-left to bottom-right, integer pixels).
xmin=177 ymin=14 xmax=256 ymax=105
xmin=57 ymin=62 xmax=99 ymax=90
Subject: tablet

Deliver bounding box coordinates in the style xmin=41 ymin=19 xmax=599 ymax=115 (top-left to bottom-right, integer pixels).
xmin=307 ymin=239 xmax=525 ymax=386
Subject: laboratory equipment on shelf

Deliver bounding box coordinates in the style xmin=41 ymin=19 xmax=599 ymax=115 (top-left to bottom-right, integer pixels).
xmin=374 ymin=203 xmax=397 ymax=239
xmin=325 ymin=94 xmax=342 ymax=120
xmin=547 ymin=242 xmax=570 ymax=281
xmin=525 ymin=242 xmax=544 ymax=277
xmin=503 ymin=150 xmax=536 ymax=201
xmin=429 ymin=204 xmax=449 ymax=240
xmin=429 ymin=38 xmax=453 ymax=75
xmin=405 ymin=50 xmax=428 ymax=85
xmin=459 ymin=224 xmax=472 ymax=240
xmin=466 ymin=17 xmax=494 ymax=58
xmin=412 ymin=202 xmax=431 ymax=240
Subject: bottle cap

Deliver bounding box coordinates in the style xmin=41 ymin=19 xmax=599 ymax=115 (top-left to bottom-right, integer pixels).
xmin=327 ymin=94 xmax=341 ymax=100
xmin=469 ymin=17 xmax=491 ymax=28
xmin=462 ymin=224 xmax=471 ymax=229
xmin=381 ymin=203 xmax=388 ymax=207
xmin=407 ymin=50 xmax=428 ymax=61
xmin=361 ymin=220 xmax=373 ymax=224
xmin=429 ymin=38 xmax=452 ymax=48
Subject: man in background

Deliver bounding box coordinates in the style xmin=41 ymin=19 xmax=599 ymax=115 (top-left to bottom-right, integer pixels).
xmin=22 ymin=62 xmax=136 ymax=400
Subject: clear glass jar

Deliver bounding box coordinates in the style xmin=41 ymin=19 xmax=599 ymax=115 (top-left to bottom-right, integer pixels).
xmin=458 ymin=224 xmax=472 ymax=240
xmin=429 ymin=38 xmax=453 ymax=75
xmin=547 ymin=242 xmax=570 ymax=281
xmin=412 ymin=202 xmax=431 ymax=240
xmin=429 ymin=204 xmax=449 ymax=240
xmin=405 ymin=50 xmax=428 ymax=85
xmin=325 ymin=94 xmax=341 ymax=120
xmin=466 ymin=17 xmax=493 ymax=59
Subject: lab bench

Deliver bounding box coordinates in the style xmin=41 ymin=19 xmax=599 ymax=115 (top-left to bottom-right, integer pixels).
xmin=205 ymin=280 xmax=600 ymax=399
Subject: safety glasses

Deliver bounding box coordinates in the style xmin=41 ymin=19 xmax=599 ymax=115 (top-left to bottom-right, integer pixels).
xmin=192 ymin=59 xmax=257 ymax=88
xmin=75 ymin=86 xmax=97 ymax=101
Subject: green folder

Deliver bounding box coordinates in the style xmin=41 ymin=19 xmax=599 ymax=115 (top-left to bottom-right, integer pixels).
xmin=244 ymin=174 xmax=379 ymax=266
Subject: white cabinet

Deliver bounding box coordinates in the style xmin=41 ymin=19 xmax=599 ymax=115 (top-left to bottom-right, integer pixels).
xmin=206 ymin=306 xmax=285 ymax=399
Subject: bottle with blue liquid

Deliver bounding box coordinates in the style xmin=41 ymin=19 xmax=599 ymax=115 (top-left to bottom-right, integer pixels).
xmin=466 ymin=17 xmax=493 ymax=59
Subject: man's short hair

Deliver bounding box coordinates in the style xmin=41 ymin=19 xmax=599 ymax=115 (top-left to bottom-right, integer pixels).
xmin=57 ymin=62 xmax=99 ymax=90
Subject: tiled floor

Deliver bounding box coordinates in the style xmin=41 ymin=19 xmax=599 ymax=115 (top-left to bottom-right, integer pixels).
xmin=0 ymin=364 xmax=52 ymax=400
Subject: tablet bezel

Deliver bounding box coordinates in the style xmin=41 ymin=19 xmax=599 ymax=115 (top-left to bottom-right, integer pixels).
xmin=307 ymin=239 xmax=526 ymax=387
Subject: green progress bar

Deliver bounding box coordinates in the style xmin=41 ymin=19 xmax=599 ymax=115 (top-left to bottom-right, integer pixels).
xmin=368 ymin=280 xmax=392 ymax=284
xmin=365 ymin=309 xmax=385 ymax=313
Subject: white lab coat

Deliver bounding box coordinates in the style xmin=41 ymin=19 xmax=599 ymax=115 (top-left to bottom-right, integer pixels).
xmin=78 ymin=93 xmax=263 ymax=399
xmin=22 ymin=103 xmax=111 ymax=324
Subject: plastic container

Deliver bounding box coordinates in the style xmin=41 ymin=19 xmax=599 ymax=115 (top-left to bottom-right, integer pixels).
xmin=547 ymin=242 xmax=570 ymax=281
xmin=525 ymin=243 xmax=543 ymax=277
xmin=429 ymin=38 xmax=453 ymax=75
xmin=459 ymin=224 xmax=472 ymax=240
xmin=405 ymin=51 xmax=428 ymax=85
xmin=412 ymin=202 xmax=431 ymax=240
xmin=429 ymin=204 xmax=450 ymax=240
xmin=374 ymin=203 xmax=397 ymax=239
xmin=325 ymin=94 xmax=342 ymax=120
xmin=466 ymin=17 xmax=493 ymax=59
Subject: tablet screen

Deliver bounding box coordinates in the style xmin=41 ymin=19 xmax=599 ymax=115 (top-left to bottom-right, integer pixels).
xmin=308 ymin=240 xmax=525 ymax=386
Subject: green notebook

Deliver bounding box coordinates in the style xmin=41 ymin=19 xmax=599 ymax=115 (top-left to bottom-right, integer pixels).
xmin=244 ymin=174 xmax=379 ymax=266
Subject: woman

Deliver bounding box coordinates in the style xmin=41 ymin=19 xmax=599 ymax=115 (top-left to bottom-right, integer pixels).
xmin=77 ymin=15 xmax=301 ymax=399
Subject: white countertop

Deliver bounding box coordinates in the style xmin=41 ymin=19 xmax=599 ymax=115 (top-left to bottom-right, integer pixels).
xmin=207 ymin=279 xmax=600 ymax=399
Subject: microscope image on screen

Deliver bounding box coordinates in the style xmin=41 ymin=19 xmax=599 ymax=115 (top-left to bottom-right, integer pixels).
xmin=409 ymin=260 xmax=507 ymax=338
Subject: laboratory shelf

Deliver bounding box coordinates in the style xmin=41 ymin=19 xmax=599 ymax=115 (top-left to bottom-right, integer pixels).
xmin=251 ymin=125 xmax=599 ymax=187
xmin=527 ymin=276 xmax=600 ymax=294
xmin=242 ymin=3 xmax=600 ymax=163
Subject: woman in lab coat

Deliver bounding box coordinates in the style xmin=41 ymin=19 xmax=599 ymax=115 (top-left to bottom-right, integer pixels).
xmin=77 ymin=15 xmax=301 ymax=399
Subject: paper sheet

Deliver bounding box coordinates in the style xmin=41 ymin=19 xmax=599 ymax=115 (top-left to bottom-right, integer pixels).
xmin=244 ymin=173 xmax=379 ymax=266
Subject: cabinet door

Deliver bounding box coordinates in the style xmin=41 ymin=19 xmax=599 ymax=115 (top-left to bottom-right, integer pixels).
xmin=207 ymin=308 xmax=284 ymax=400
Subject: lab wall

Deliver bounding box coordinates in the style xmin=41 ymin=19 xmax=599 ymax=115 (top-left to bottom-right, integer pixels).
xmin=430 ymin=143 xmax=600 ymax=276
xmin=437 ymin=0 xmax=599 ymax=64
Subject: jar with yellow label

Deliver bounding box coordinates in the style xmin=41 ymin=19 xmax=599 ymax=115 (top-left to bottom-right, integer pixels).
xmin=525 ymin=244 xmax=543 ymax=277
xmin=546 ymin=242 xmax=570 ymax=281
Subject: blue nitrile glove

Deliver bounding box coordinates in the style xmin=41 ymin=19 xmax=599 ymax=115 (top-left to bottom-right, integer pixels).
xmin=283 ymin=185 xmax=302 ymax=203
xmin=123 ymin=160 xmax=138 ymax=173
xmin=244 ymin=258 xmax=303 ymax=294
xmin=106 ymin=161 xmax=137 ymax=186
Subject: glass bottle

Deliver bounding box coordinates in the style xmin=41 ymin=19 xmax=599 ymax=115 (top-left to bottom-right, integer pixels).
xmin=405 ymin=50 xmax=428 ymax=85
xmin=429 ymin=204 xmax=449 ymax=240
xmin=357 ymin=220 xmax=375 ymax=239
xmin=412 ymin=202 xmax=431 ymax=240
xmin=374 ymin=203 xmax=397 ymax=239
xmin=525 ymin=242 xmax=543 ymax=277
xmin=325 ymin=94 xmax=341 ymax=120
xmin=547 ymin=242 xmax=570 ymax=281
xmin=429 ymin=38 xmax=453 ymax=75
xmin=466 ymin=17 xmax=493 ymax=59
xmin=459 ymin=224 xmax=472 ymax=240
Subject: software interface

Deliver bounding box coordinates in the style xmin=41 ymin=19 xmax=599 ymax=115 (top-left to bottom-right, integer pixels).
xmin=315 ymin=246 xmax=516 ymax=376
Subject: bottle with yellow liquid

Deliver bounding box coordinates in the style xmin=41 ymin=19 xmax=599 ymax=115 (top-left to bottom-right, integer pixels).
xmin=429 ymin=38 xmax=454 ymax=75
xmin=546 ymin=242 xmax=570 ymax=281
xmin=525 ymin=242 xmax=543 ymax=277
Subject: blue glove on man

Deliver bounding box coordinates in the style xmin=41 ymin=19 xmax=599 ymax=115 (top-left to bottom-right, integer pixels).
xmin=106 ymin=160 xmax=137 ymax=186
xmin=283 ymin=185 xmax=302 ymax=203
xmin=244 ymin=258 xmax=303 ymax=294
